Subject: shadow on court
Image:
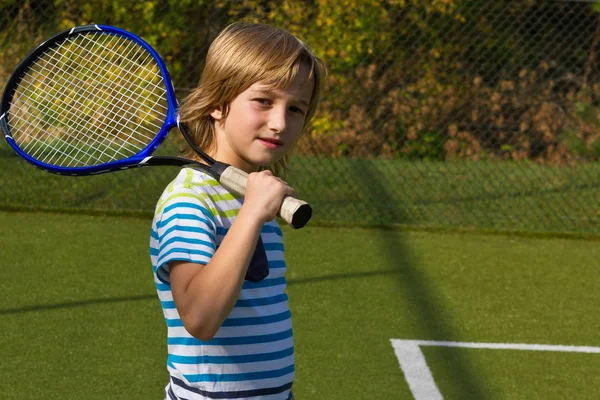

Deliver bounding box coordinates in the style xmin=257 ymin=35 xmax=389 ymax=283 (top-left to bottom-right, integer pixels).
xmin=0 ymin=294 xmax=156 ymax=315
xmin=356 ymin=160 xmax=489 ymax=399
xmin=0 ymin=269 xmax=403 ymax=315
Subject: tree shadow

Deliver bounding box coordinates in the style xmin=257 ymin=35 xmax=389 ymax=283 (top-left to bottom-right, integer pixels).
xmin=356 ymin=159 xmax=489 ymax=398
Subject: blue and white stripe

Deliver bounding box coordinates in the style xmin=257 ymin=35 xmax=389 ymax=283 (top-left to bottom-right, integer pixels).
xmin=150 ymin=168 xmax=294 ymax=400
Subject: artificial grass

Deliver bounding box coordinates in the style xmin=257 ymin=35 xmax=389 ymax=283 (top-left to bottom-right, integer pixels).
xmin=1 ymin=211 xmax=599 ymax=399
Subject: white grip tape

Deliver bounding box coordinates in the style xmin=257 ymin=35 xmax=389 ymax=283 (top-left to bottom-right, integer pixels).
xmin=279 ymin=196 xmax=308 ymax=226
xmin=219 ymin=166 xmax=249 ymax=196
xmin=219 ymin=166 xmax=306 ymax=226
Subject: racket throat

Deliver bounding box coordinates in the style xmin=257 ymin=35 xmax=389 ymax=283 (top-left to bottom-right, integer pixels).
xmin=207 ymin=161 xmax=229 ymax=180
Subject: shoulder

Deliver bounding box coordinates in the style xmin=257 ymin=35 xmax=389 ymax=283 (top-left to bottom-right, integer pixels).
xmin=158 ymin=168 xmax=219 ymax=202
xmin=153 ymin=168 xmax=245 ymax=227
xmin=155 ymin=167 xmax=222 ymax=208
xmin=152 ymin=169 xmax=217 ymax=227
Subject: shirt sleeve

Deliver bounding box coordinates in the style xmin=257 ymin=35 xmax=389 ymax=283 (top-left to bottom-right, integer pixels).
xmin=153 ymin=185 xmax=217 ymax=284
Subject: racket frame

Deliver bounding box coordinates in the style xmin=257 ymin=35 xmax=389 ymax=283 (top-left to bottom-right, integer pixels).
xmin=0 ymin=24 xmax=180 ymax=176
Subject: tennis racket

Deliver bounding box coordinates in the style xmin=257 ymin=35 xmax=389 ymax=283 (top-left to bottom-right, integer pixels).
xmin=0 ymin=25 xmax=312 ymax=229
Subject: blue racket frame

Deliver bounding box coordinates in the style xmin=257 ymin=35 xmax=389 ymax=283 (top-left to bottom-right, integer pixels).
xmin=0 ymin=24 xmax=180 ymax=176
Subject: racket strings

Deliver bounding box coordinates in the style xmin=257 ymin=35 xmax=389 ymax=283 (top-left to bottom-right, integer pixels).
xmin=73 ymin=33 xmax=164 ymax=153
xmin=48 ymin=34 xmax=162 ymax=165
xmin=12 ymin=40 xmax=144 ymax=163
xmin=9 ymin=31 xmax=169 ymax=167
xmin=11 ymin=42 xmax=161 ymax=167
xmin=35 ymin=34 xmax=165 ymax=162
xmin=29 ymin=33 xmax=151 ymax=166
xmin=22 ymin=33 xmax=165 ymax=148
xmin=79 ymin=34 xmax=167 ymax=162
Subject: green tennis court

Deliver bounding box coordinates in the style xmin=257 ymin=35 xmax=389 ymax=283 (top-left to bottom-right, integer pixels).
xmin=2 ymin=211 xmax=598 ymax=399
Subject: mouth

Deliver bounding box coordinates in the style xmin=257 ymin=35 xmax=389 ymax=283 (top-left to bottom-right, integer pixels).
xmin=258 ymin=137 xmax=283 ymax=149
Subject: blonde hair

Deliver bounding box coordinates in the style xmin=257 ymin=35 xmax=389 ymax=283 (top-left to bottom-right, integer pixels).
xmin=178 ymin=21 xmax=326 ymax=177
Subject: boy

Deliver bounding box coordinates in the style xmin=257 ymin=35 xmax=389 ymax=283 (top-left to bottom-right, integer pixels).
xmin=150 ymin=21 xmax=326 ymax=400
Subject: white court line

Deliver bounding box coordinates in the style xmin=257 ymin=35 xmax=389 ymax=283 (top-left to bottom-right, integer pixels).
xmin=390 ymin=339 xmax=600 ymax=400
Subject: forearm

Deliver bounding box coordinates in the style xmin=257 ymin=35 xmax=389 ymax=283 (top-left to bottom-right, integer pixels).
xmin=173 ymin=207 xmax=263 ymax=340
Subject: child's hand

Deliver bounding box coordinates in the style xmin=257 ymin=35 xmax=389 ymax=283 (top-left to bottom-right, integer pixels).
xmin=243 ymin=170 xmax=296 ymax=223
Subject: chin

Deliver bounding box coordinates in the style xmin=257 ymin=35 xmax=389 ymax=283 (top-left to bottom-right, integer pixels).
xmin=252 ymin=155 xmax=283 ymax=168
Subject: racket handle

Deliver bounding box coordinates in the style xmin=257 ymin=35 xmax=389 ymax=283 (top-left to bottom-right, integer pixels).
xmin=219 ymin=166 xmax=312 ymax=229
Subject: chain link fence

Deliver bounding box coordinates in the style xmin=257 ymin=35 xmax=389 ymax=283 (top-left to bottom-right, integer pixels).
xmin=1 ymin=0 xmax=599 ymax=234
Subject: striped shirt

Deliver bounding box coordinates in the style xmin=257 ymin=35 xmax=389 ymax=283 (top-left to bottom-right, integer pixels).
xmin=150 ymin=168 xmax=294 ymax=400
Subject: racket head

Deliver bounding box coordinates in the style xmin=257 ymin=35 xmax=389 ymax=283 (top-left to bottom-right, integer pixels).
xmin=0 ymin=25 xmax=179 ymax=175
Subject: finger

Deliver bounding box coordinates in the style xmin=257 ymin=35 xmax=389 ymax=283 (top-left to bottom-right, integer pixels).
xmin=275 ymin=177 xmax=288 ymax=186
xmin=285 ymin=185 xmax=296 ymax=198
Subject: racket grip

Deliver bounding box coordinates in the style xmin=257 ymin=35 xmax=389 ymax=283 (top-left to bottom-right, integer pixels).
xmin=219 ymin=166 xmax=312 ymax=229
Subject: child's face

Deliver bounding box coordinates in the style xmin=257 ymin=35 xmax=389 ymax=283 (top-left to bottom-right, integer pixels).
xmin=210 ymin=63 xmax=314 ymax=172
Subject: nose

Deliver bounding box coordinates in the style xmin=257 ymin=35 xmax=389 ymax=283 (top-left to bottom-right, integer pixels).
xmin=267 ymin=105 xmax=287 ymax=134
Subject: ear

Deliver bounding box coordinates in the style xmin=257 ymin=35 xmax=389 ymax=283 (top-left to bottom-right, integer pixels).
xmin=210 ymin=106 xmax=224 ymax=121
